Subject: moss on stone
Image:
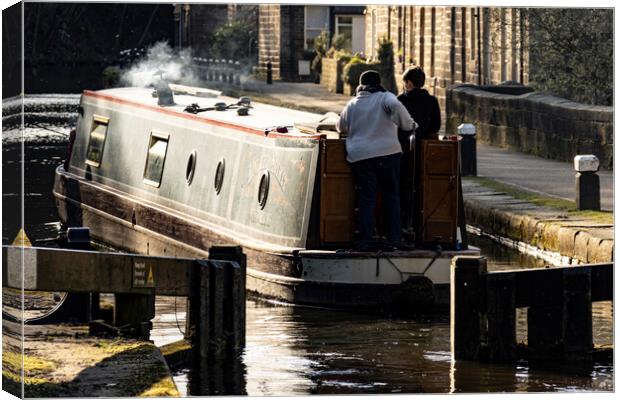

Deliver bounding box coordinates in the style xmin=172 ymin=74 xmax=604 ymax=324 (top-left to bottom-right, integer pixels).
xmin=2 ymin=350 xmax=56 ymax=375
xmin=468 ymin=177 xmax=612 ymax=224
xmin=138 ymin=376 xmax=180 ymax=397
xmin=2 ymin=351 xmax=60 ymax=398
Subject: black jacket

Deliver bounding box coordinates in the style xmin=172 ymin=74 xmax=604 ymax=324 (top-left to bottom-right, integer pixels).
xmin=397 ymin=88 xmax=441 ymax=139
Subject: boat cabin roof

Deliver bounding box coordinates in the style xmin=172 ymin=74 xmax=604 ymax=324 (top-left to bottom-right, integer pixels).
xmin=86 ymin=86 xmax=331 ymax=139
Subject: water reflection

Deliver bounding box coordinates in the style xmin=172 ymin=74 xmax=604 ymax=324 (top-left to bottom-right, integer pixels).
xmin=153 ymin=294 xmax=612 ymax=395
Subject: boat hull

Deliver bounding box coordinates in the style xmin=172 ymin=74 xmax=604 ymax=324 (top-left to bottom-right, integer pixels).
xmin=54 ymin=165 xmax=474 ymax=311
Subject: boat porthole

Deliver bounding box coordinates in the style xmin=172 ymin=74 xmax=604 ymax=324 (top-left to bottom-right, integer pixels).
xmin=258 ymin=171 xmax=270 ymax=209
xmin=186 ymin=150 xmax=197 ymax=185
xmin=214 ymin=158 xmax=225 ymax=194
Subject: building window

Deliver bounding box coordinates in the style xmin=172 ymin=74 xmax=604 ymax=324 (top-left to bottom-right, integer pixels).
xmin=335 ymin=15 xmax=353 ymax=51
xmin=85 ymin=115 xmax=109 ymax=167
xmin=305 ymin=6 xmax=329 ymax=49
xmin=143 ymin=131 xmax=169 ymax=188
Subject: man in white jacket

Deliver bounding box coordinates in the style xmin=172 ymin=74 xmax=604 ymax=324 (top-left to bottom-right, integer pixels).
xmin=337 ymin=70 xmax=417 ymax=250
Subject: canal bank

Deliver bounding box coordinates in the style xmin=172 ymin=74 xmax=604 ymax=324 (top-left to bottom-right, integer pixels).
xmin=463 ymin=178 xmax=613 ymax=264
xmin=1 ymin=317 xmax=179 ymax=397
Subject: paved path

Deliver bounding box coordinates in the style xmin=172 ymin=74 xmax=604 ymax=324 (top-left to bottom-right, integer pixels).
xmin=476 ymin=143 xmax=613 ymax=211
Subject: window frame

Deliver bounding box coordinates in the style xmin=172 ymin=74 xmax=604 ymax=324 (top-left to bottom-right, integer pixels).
xmin=143 ymin=130 xmax=170 ymax=188
xmin=304 ymin=6 xmax=330 ymax=50
xmin=85 ymin=115 xmax=110 ymax=168
xmin=335 ymin=14 xmax=355 ymax=52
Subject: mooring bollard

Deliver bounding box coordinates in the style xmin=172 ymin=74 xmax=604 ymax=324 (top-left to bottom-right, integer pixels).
xmin=266 ymin=60 xmax=273 ymax=84
xmin=574 ymin=155 xmax=600 ymax=211
xmin=457 ymin=123 xmax=477 ymax=176
xmin=451 ymin=256 xmax=487 ymax=361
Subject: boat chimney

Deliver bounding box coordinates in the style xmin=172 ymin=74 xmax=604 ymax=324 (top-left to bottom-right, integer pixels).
xmin=155 ymin=79 xmax=175 ymax=106
xmin=153 ymin=70 xmax=175 ymax=106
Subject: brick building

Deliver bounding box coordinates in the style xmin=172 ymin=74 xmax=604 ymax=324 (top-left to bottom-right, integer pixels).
xmin=365 ymin=6 xmax=528 ymax=109
xmin=258 ymin=5 xmax=365 ymax=81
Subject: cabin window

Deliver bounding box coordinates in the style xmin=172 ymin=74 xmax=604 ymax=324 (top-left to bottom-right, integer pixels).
xmin=85 ymin=115 xmax=109 ymax=167
xmin=143 ymin=131 xmax=169 ymax=188
xmin=186 ymin=150 xmax=197 ymax=185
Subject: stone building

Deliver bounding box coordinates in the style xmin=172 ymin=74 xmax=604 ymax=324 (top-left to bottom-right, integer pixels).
xmin=364 ymin=6 xmax=528 ymax=109
xmin=257 ymin=5 xmax=366 ymax=81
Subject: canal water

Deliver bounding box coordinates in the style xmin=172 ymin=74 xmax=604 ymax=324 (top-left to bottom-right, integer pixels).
xmin=2 ymin=107 xmax=613 ymax=395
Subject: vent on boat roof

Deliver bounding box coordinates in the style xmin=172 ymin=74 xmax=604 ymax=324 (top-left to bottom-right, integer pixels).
xmin=183 ymin=97 xmax=253 ymax=115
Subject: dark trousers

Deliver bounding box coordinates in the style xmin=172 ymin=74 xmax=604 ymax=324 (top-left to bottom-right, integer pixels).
xmin=350 ymin=153 xmax=402 ymax=245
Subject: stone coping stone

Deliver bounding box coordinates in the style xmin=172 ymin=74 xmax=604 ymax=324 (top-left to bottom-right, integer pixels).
xmin=463 ymin=179 xmax=613 ymax=263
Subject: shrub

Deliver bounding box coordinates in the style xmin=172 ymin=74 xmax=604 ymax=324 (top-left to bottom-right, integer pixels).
xmin=211 ymin=21 xmax=253 ymax=60
xmin=331 ymin=33 xmax=347 ymax=51
xmin=311 ymin=31 xmax=329 ymax=76
xmin=342 ymin=58 xmax=381 ymax=87
xmin=376 ymin=36 xmax=397 ymax=93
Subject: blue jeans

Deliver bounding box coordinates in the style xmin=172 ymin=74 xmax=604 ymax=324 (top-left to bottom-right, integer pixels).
xmin=350 ymin=153 xmax=402 ymax=245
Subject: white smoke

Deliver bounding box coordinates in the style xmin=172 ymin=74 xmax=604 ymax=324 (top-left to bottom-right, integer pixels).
xmin=120 ymin=41 xmax=199 ymax=87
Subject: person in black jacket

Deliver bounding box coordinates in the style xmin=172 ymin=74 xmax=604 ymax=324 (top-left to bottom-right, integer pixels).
xmin=397 ymin=66 xmax=441 ymax=243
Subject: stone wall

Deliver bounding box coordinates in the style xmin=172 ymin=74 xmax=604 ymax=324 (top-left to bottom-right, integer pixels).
xmin=320 ymin=58 xmax=343 ymax=93
xmin=278 ymin=6 xmax=306 ymax=80
xmin=446 ymin=85 xmax=613 ymax=169
xmin=258 ymin=5 xmax=282 ymax=80
xmin=257 ymin=5 xmax=307 ymax=81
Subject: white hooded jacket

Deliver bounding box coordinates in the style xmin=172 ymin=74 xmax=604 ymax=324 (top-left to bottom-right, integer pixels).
xmin=337 ymin=90 xmax=416 ymax=163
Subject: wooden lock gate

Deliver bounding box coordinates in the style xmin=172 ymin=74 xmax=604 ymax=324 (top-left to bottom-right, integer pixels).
xmin=2 ymin=244 xmax=246 ymax=359
xmin=450 ymin=256 xmax=613 ymax=364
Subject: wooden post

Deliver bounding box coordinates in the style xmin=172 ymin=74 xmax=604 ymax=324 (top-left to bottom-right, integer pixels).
xmin=486 ymin=272 xmax=516 ymax=363
xmin=527 ymin=304 xmax=564 ymax=361
xmin=208 ymin=261 xmax=225 ymax=356
xmin=188 ymin=260 xmax=211 ymax=362
xmin=113 ymin=293 xmax=155 ymax=339
xmin=451 ymin=256 xmax=487 ymax=361
xmin=562 ymin=267 xmax=593 ymax=362
xmin=209 ymin=246 xmax=246 ymax=350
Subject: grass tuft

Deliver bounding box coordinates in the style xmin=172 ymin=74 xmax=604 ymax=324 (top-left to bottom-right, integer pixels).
xmin=467 ymin=176 xmax=613 ymax=224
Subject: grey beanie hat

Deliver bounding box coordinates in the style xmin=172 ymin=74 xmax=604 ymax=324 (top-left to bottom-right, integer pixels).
xmin=359 ymin=70 xmax=381 ymax=86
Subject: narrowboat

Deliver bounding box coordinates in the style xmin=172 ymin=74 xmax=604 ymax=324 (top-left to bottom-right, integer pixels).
xmin=53 ymin=83 xmax=479 ymax=312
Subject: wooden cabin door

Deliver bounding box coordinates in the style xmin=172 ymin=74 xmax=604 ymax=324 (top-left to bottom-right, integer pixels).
xmin=420 ymin=139 xmax=459 ymax=247
xmin=319 ymin=139 xmax=355 ymax=244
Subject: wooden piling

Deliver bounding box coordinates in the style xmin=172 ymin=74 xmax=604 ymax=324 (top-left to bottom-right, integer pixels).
xmin=113 ymin=293 xmax=155 ymax=338
xmin=527 ymin=304 xmax=564 ymax=361
xmin=208 ymin=261 xmax=226 ymax=356
xmin=209 ymin=245 xmax=246 ymax=350
xmin=486 ymin=272 xmax=516 ymax=363
xmin=562 ymin=267 xmax=593 ymax=362
xmin=451 ymin=256 xmax=487 ymax=361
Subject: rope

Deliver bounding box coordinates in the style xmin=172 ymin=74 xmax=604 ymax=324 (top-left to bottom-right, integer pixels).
xmin=375 ymin=245 xmax=443 ymax=280
xmin=27 ymin=122 xmax=69 ymax=136
xmin=173 ymin=293 xmax=186 ymax=337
